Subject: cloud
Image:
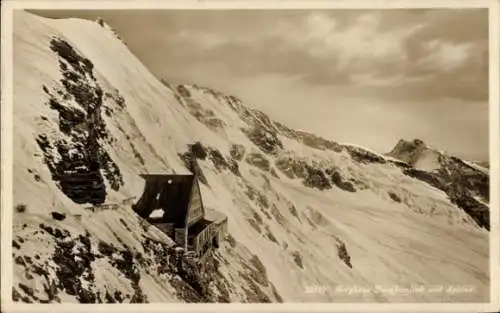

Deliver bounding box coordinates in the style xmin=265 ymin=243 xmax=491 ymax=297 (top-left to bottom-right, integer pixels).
xmin=101 ymin=8 xmax=486 ymax=102
xmin=268 ymin=12 xmax=422 ymax=73
xmin=259 ymin=9 xmax=487 ymax=100
xmin=28 ymin=9 xmax=489 ymax=160
xmin=418 ymin=39 xmax=480 ymax=72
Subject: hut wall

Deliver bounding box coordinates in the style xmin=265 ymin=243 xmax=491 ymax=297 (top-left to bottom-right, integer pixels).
xmin=187 ymin=181 xmax=204 ymax=227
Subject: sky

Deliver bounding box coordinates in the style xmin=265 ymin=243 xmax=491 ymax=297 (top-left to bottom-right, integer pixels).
xmin=31 ymin=9 xmax=489 ymax=161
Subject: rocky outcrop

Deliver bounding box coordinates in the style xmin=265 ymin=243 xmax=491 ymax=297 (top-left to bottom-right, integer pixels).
xmin=229 ymin=144 xmax=246 ymax=161
xmin=245 ymin=152 xmax=271 ymax=173
xmin=243 ymin=126 xmax=283 ymax=156
xmin=275 ymin=156 xmax=357 ymax=192
xmin=274 ymin=121 xmax=343 ymax=153
xmin=175 ymin=85 xmax=226 ymax=132
xmin=344 ymin=145 xmax=387 ymax=165
xmin=179 ymin=149 xmax=208 ymax=186
xmin=208 ymin=148 xmax=229 ymax=171
xmin=179 ymin=142 xmax=242 ymax=184
xmin=325 ymin=167 xmax=356 ymax=192
xmin=275 ymin=156 xmax=308 ymax=180
xmin=36 ymin=37 xmax=123 ymax=205
xmin=336 ymin=241 xmax=352 ymax=269
xmin=390 ymin=139 xmax=490 ymax=230
xmin=387 ymin=139 xmax=427 ymax=165
xmin=13 ymin=219 xmax=233 ymax=303
xmin=303 ymin=165 xmax=331 ymax=191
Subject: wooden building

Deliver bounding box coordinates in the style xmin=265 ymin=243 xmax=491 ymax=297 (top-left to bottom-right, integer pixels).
xmin=133 ymin=174 xmax=227 ymax=256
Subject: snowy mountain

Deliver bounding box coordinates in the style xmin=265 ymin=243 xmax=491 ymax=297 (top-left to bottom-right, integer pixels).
xmin=11 ymin=10 xmax=490 ymax=303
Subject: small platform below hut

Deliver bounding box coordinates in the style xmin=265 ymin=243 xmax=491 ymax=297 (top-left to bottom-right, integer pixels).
xmin=132 ymin=174 xmax=227 ymax=257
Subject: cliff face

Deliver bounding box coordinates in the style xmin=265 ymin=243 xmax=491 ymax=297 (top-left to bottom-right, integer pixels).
xmin=11 ymin=11 xmax=490 ymax=303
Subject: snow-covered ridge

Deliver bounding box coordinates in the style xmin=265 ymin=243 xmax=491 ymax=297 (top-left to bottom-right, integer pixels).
xmin=11 ymin=10 xmax=490 ymax=304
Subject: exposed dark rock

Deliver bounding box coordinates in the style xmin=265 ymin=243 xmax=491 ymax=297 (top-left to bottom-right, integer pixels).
xmin=37 ymin=37 xmax=124 ymax=205
xmin=191 ymin=142 xmax=208 ymax=160
xmin=15 ymin=256 xmax=26 ymax=266
xmin=129 ymin=142 xmax=145 ymax=166
xmin=177 ymin=85 xmax=191 ymax=98
xmin=97 ymin=17 xmax=104 ymax=27
xmin=240 ymin=273 xmax=271 ymax=303
xmin=208 ymin=148 xmax=229 ymax=171
xmin=387 ymin=139 xmax=427 ymax=165
xmin=160 ymin=79 xmax=172 ymax=89
xmin=245 ymin=152 xmax=271 ymax=172
xmin=307 ymin=207 xmax=330 ymax=227
xmin=25 ymin=271 xmax=34 ymax=280
xmin=271 ymin=285 xmax=284 ymax=303
xmin=265 ymin=231 xmax=279 ymax=245
xmin=256 ymin=192 xmax=269 ymax=209
xmin=243 ymin=126 xmax=283 ymax=155
xmin=326 ymin=168 xmax=356 ymax=192
xmin=105 ymin=289 xmax=116 ymax=303
xmin=39 ymin=224 xmax=70 ymax=240
xmin=275 ymin=157 xmax=308 ymax=180
xmin=13 ymin=240 xmax=21 ymax=250
xmin=345 ymin=145 xmax=386 ymax=164
xmin=24 ymin=256 xmax=33 ymax=265
xmin=225 ymin=234 xmax=237 ymax=248
xmin=140 ymin=236 xmax=224 ymax=302
xmin=38 ymin=229 xmax=100 ymax=303
xmin=51 ymin=212 xmax=66 ymax=221
xmin=252 ymin=211 xmax=264 ymax=225
xmin=402 ymin=155 xmax=490 ymax=230
xmin=97 ymin=240 xmax=118 ymax=257
xmin=18 ymin=283 xmax=39 ymax=301
xmin=119 ymin=218 xmax=132 ymax=232
xmin=288 ymin=204 xmax=299 ymax=220
xmin=303 ymin=165 xmax=331 ymax=191
xmin=247 ymin=218 xmax=262 ymax=234
xmin=229 ymin=144 xmax=246 ymax=161
xmin=270 ymin=204 xmax=286 ymax=226
xmin=178 ymin=151 xmax=208 ymax=186
xmin=227 ymin=159 xmax=241 ymax=177
xmin=114 ymin=290 xmax=124 ymax=302
xmin=291 ymin=251 xmax=304 ymax=269
xmin=16 ymin=204 xmax=27 ymax=213
xmin=388 ymin=192 xmax=402 ymax=203
xmin=337 ymin=241 xmax=352 ymax=269
xmin=274 ymin=121 xmax=343 ymax=153
xmin=246 ymin=255 xmax=269 ymax=286
xmin=176 ymin=87 xmax=225 ymax=131
xmin=269 ymin=168 xmax=280 ymax=178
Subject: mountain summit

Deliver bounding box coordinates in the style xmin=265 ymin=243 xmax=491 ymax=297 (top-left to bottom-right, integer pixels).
xmin=10 ymin=11 xmax=490 ymax=303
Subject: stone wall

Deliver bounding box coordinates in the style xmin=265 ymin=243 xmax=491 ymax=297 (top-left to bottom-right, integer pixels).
xmin=175 ymin=228 xmax=187 ymax=249
xmin=151 ymin=222 xmax=175 ymax=239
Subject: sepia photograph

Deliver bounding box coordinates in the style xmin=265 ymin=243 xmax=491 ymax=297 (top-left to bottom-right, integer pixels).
xmin=1 ymin=0 xmax=499 ymax=311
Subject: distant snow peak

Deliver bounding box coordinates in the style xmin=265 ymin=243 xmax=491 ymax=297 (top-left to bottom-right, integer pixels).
xmin=387 ymin=138 xmax=428 ymax=165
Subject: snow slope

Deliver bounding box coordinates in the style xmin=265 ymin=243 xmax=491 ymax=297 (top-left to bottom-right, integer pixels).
xmin=11 ymin=10 xmax=490 ymax=303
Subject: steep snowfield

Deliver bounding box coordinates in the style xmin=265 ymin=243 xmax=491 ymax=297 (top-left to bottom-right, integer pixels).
xmin=11 ymin=10 xmax=490 ymax=303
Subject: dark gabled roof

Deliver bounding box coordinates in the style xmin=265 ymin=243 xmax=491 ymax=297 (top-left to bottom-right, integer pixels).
xmin=137 ymin=174 xmax=196 ymax=228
